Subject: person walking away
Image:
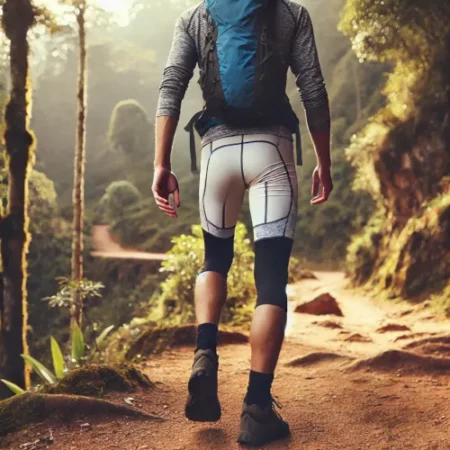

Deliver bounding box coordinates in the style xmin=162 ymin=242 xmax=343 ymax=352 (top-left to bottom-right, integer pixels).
xmin=152 ymin=0 xmax=332 ymax=446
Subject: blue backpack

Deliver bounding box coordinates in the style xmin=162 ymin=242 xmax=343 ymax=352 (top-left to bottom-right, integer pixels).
xmin=185 ymin=0 xmax=301 ymax=172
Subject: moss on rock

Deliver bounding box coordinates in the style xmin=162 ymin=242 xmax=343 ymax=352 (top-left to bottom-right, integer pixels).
xmin=41 ymin=364 xmax=152 ymax=397
xmin=348 ymin=194 xmax=450 ymax=302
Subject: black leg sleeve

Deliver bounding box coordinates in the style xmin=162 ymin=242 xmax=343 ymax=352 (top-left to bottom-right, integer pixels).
xmin=254 ymin=237 xmax=293 ymax=311
xmin=200 ymin=229 xmax=235 ymax=277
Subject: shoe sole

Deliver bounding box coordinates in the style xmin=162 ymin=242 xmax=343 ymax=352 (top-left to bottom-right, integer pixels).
xmin=185 ymin=372 xmax=221 ymax=422
xmin=237 ymin=424 xmax=290 ymax=446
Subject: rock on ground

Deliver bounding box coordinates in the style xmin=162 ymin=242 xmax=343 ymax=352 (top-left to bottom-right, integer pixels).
xmin=295 ymin=293 xmax=343 ymax=317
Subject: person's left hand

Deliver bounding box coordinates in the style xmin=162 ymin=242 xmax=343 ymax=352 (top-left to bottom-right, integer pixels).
xmin=152 ymin=167 xmax=180 ymax=218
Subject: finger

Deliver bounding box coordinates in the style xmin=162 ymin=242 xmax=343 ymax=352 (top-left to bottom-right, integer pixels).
xmin=165 ymin=210 xmax=177 ymax=218
xmin=156 ymin=200 xmax=176 ymax=214
xmin=173 ymin=189 xmax=181 ymax=208
xmin=153 ymin=191 xmax=169 ymax=205
xmin=311 ymin=197 xmax=326 ymax=205
xmin=310 ymin=192 xmax=328 ymax=205
xmin=159 ymin=206 xmax=177 ymax=218
xmin=312 ymin=177 xmax=320 ymax=197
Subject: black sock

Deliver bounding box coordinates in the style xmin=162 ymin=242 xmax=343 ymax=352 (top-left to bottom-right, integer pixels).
xmin=244 ymin=370 xmax=274 ymax=407
xmin=196 ymin=323 xmax=218 ymax=353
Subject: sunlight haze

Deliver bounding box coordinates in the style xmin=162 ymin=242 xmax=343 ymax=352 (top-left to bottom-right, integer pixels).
xmin=34 ymin=0 xmax=132 ymax=25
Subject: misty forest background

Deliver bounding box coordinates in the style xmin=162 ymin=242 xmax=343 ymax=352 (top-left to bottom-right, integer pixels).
xmin=0 ymin=0 xmax=449 ymax=399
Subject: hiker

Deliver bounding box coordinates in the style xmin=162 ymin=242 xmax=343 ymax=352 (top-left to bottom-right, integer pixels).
xmin=152 ymin=0 xmax=332 ymax=446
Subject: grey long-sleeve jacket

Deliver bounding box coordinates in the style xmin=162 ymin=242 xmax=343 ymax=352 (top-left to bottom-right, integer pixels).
xmin=156 ymin=0 xmax=330 ymax=147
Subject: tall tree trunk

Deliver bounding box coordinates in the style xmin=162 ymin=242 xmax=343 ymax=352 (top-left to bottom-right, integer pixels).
xmin=71 ymin=3 xmax=87 ymax=328
xmin=0 ymin=0 xmax=34 ymax=399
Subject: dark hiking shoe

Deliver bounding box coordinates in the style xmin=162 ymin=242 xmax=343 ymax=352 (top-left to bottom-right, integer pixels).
xmin=185 ymin=349 xmax=221 ymax=422
xmin=237 ymin=398 xmax=290 ymax=446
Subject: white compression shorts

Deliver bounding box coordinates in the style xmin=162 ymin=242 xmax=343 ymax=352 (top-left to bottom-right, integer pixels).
xmin=199 ymin=134 xmax=298 ymax=242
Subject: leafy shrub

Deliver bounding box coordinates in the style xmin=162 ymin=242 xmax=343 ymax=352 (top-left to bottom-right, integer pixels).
xmin=101 ymin=180 xmax=142 ymax=222
xmin=108 ymin=99 xmax=153 ymax=159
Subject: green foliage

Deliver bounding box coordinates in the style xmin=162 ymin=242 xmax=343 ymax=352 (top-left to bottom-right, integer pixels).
xmin=106 ymin=196 xmax=195 ymax=252
xmin=43 ymin=277 xmax=117 ymax=364
xmin=339 ymin=0 xmax=450 ymax=298
xmin=1 ymin=322 xmax=115 ymax=395
xmin=50 ymin=337 xmax=65 ymax=379
xmin=99 ymin=180 xmax=142 ymax=225
xmin=71 ymin=323 xmax=85 ymax=365
xmin=96 ymin=325 xmax=115 ymax=347
xmin=152 ymin=223 xmax=256 ymax=326
xmin=346 ymin=211 xmax=384 ymax=284
xmin=0 ymin=380 xmax=26 ymax=396
xmin=286 ymin=6 xmax=385 ymax=265
xmin=21 ymin=355 xmax=57 ymax=385
xmin=294 ymin=147 xmax=375 ymax=265
xmin=339 ymin=0 xmax=450 ymax=64
xmin=27 ymin=170 xmax=58 ymax=222
xmin=43 ymin=277 xmax=104 ymax=308
xmin=108 ymin=99 xmax=152 ymax=158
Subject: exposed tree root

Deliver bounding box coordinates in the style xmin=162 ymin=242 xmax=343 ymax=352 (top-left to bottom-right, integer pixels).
xmin=347 ymin=349 xmax=450 ymax=375
xmin=286 ymin=352 xmax=352 ymax=367
xmin=0 ymin=392 xmax=164 ymax=436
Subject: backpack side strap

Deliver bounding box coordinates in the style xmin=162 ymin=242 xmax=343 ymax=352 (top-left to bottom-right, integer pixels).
xmin=184 ymin=111 xmax=204 ymax=173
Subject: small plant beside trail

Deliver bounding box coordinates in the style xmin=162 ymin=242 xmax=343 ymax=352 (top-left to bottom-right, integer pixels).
xmin=1 ymin=321 xmax=114 ymax=396
xmin=1 ymin=277 xmax=113 ymax=396
xmin=44 ymin=277 xmax=114 ymax=357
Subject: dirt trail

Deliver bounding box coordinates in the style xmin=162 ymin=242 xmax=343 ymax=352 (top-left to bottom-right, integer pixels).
xmin=91 ymin=225 xmax=166 ymax=261
xmin=3 ymin=272 xmax=450 ymax=450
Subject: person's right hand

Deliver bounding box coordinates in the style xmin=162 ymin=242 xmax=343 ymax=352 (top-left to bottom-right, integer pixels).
xmin=311 ymin=164 xmax=333 ymax=205
xmin=152 ymin=167 xmax=180 ymax=218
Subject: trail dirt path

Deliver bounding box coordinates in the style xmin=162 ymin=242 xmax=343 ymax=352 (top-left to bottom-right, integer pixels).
xmin=91 ymin=225 xmax=166 ymax=261
xmin=3 ymin=272 xmax=450 ymax=450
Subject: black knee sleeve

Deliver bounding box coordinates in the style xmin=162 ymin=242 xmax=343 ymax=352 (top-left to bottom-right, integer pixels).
xmin=254 ymin=237 xmax=293 ymax=311
xmin=200 ymin=230 xmax=234 ymax=278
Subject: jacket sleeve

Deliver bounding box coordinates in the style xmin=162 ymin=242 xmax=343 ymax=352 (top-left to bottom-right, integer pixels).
xmin=290 ymin=7 xmax=331 ymax=133
xmin=156 ymin=13 xmax=198 ymax=119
